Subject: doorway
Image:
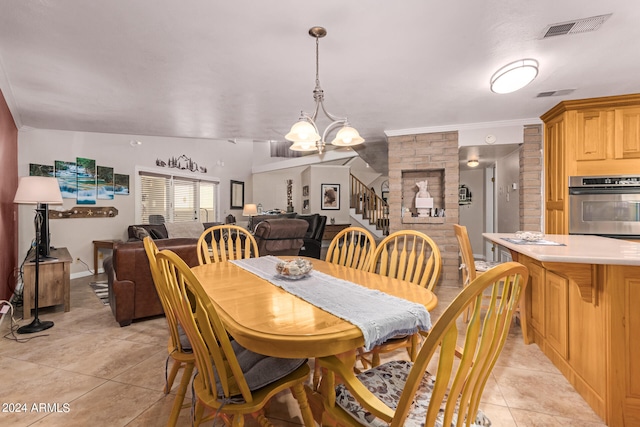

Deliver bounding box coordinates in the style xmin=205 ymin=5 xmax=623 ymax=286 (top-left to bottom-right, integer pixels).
xmin=459 ymin=143 xmax=521 ymax=261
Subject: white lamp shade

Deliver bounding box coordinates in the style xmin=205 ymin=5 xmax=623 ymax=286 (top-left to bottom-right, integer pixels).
xmin=242 ymin=203 xmax=258 ymax=216
xmin=490 ymin=59 xmax=539 ymax=94
xmin=289 ymin=141 xmax=319 ymax=152
xmin=14 ymin=176 xmax=63 ymax=204
xmin=285 ymin=120 xmax=321 ymax=143
xmin=331 ymin=126 xmax=365 ymax=146
xmin=467 ymin=159 xmax=479 ymax=167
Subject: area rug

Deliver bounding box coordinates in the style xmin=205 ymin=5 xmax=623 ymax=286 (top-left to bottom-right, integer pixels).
xmin=89 ymin=280 xmax=109 ymax=305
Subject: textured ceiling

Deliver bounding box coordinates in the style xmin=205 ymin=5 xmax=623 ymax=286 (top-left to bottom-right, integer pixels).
xmin=1 ymin=1 xmax=639 ymax=159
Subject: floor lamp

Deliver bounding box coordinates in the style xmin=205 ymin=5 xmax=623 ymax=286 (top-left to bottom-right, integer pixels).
xmin=14 ymin=176 xmax=63 ymax=334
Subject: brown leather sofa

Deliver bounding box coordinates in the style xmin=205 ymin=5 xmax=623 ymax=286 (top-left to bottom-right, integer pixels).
xmin=105 ymin=238 xmax=198 ymax=326
xmin=253 ymin=219 xmax=309 ymax=256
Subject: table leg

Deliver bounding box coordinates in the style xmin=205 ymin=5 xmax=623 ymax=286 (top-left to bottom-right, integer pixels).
xmin=93 ymin=244 xmax=99 ymax=275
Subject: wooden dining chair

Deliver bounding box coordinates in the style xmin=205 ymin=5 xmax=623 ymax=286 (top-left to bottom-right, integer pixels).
xmin=155 ymin=249 xmax=316 ymax=427
xmin=316 ymin=226 xmax=378 ymax=387
xmin=317 ymin=262 xmax=529 ymax=427
xmin=325 ymin=226 xmax=377 ymax=271
xmin=196 ymin=224 xmax=259 ymax=265
xmin=358 ymin=230 xmax=442 ymax=368
xmin=453 ymin=224 xmax=529 ymax=344
xmin=142 ymin=237 xmax=194 ymax=427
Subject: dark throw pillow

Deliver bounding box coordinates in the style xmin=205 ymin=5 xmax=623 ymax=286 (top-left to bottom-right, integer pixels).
xmin=132 ymin=226 xmax=151 ymax=240
xmin=149 ymin=229 xmax=165 ymax=240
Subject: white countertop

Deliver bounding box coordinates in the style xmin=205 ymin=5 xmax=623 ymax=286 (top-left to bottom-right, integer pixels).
xmin=483 ymin=233 xmax=640 ymax=266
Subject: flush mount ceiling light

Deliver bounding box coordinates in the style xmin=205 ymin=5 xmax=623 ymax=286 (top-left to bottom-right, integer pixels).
xmin=467 ymin=159 xmax=479 ymax=167
xmin=490 ymin=59 xmax=539 ymax=94
xmin=286 ymin=26 xmax=364 ymax=154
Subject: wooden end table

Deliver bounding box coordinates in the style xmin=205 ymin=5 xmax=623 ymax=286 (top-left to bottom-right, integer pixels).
xmin=23 ymin=247 xmax=72 ymax=314
xmin=93 ymin=239 xmax=122 ymax=275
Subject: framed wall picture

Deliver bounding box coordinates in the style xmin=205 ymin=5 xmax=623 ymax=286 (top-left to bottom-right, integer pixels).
xmin=76 ymin=157 xmax=97 ymax=205
xmin=230 ymin=180 xmax=244 ymax=209
xmin=97 ymin=166 xmax=114 ymax=200
xmin=321 ymin=183 xmax=340 ymax=210
xmin=114 ymin=173 xmax=130 ymax=195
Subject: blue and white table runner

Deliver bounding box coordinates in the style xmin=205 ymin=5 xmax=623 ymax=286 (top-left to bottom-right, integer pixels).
xmin=231 ymin=256 xmax=432 ymax=351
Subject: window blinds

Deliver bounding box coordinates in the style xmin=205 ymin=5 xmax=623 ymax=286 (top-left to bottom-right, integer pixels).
xmin=139 ymin=171 xmax=218 ymax=224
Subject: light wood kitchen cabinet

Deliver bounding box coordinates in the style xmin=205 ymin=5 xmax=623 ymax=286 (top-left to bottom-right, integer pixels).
xmin=544 ymin=271 xmax=568 ymax=359
xmin=614 ymin=106 xmax=640 ymax=159
xmin=485 ymin=234 xmax=640 ymax=425
xmin=526 ymin=261 xmax=545 ymax=335
xmin=575 ymin=109 xmax=608 ymax=161
xmin=510 ymin=254 xmax=612 ymax=422
xmin=541 ymin=93 xmax=640 ymax=235
xmin=543 ymin=114 xmax=569 ymax=234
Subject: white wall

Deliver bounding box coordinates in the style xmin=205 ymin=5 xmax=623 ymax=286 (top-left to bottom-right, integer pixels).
xmin=458 ymin=124 xmax=525 ymax=147
xmin=251 ymin=166 xmax=306 ymax=216
xmin=459 ymin=168 xmax=485 ymax=258
xmin=309 ymin=165 xmax=350 ymax=223
xmin=252 ymin=164 xmax=351 ymax=222
xmin=18 ymin=129 xmax=253 ymax=277
xmin=496 ymin=148 xmax=521 ymax=233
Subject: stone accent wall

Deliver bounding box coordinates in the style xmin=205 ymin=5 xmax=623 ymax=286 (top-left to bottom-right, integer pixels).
xmin=387 ymin=132 xmax=460 ymax=287
xmin=520 ymin=124 xmax=543 ymax=232
xmin=387 ymin=125 xmax=544 ymax=289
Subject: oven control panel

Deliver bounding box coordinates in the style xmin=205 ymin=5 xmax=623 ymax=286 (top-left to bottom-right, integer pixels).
xmin=570 ymin=175 xmax=640 ymax=188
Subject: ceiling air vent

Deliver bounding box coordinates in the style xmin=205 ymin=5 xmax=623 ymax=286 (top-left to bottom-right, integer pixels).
xmin=542 ymin=14 xmax=611 ymax=38
xmin=536 ymin=89 xmax=576 ymax=98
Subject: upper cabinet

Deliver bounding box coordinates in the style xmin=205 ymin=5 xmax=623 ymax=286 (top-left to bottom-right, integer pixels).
xmin=615 ymin=106 xmax=640 ymax=159
xmin=575 ymin=109 xmax=608 ymax=161
xmin=541 ymin=94 xmax=640 ymax=234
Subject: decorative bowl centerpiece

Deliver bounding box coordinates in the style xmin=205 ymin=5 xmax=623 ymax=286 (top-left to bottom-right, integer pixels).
xmin=515 ymin=231 xmax=545 ymax=242
xmin=275 ymin=258 xmax=313 ymax=280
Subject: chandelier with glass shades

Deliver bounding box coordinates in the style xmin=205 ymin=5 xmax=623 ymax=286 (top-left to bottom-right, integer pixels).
xmin=286 ymin=26 xmax=364 ymax=154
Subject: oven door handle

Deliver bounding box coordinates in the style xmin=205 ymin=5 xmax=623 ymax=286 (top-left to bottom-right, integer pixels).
xmin=569 ymin=187 xmax=640 ymax=195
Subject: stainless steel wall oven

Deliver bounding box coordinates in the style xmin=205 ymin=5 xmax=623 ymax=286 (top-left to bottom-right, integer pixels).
xmin=569 ymin=175 xmax=640 ymax=238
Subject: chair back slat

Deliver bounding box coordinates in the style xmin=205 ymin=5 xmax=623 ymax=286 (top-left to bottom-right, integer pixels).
xmin=325 ymin=227 xmax=376 ymax=271
xmin=370 ymin=230 xmax=442 ymax=291
xmin=197 ymin=224 xmax=259 ymax=265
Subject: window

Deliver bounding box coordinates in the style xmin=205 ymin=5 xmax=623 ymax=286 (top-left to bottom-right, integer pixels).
xmin=138 ymin=169 xmax=219 ymax=224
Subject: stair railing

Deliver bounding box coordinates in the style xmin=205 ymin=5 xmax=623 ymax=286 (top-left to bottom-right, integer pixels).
xmin=350 ymin=174 xmax=389 ymax=235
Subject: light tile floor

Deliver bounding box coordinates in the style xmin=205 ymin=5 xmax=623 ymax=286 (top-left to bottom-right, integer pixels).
xmin=0 ymin=274 xmax=607 ymax=426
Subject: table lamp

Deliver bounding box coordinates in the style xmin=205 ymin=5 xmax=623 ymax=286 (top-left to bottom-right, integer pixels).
xmin=14 ymin=176 xmax=63 ymax=334
xmin=243 ymin=203 xmax=258 ymax=231
xmin=242 ymin=203 xmax=258 ymax=217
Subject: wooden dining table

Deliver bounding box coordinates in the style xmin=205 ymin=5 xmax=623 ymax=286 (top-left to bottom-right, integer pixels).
xmin=190 ymin=256 xmax=438 ymax=359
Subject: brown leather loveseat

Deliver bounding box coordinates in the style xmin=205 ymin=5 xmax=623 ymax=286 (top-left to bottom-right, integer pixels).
xmin=105 ymin=238 xmax=198 ymax=326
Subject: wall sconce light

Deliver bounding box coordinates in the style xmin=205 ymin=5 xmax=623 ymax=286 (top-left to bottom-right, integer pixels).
xmin=467 ymin=159 xmax=479 ymax=167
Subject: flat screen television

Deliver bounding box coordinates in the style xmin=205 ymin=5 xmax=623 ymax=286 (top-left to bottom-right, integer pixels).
xmin=37 ymin=203 xmax=51 ymax=259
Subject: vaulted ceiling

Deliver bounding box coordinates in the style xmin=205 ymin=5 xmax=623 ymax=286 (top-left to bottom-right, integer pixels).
xmin=1 ymin=1 xmax=639 ymax=165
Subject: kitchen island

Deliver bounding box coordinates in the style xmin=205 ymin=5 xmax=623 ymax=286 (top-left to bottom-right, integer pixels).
xmin=484 ymin=233 xmax=640 ymax=426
